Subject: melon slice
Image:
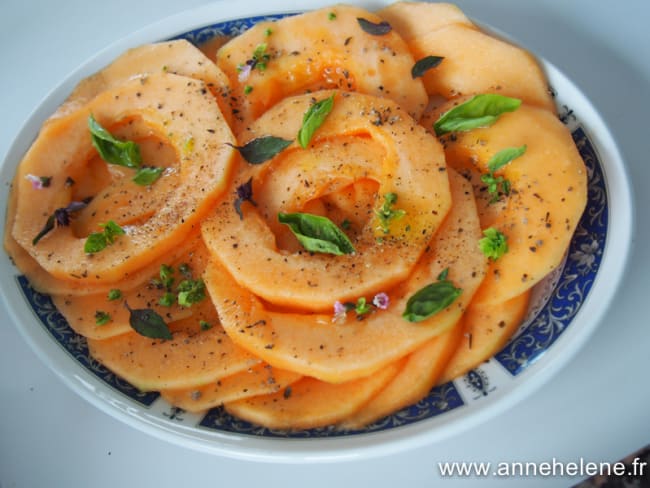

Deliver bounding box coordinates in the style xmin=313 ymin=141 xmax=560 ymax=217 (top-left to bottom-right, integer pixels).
xmin=160 ymin=364 xmax=302 ymax=412
xmin=378 ymin=1 xmax=475 ymax=42
xmin=202 ymin=90 xmax=451 ymax=311
xmin=434 ymin=101 xmax=587 ymax=305
xmin=87 ymin=300 xmax=259 ymax=391
xmin=403 ymin=23 xmax=556 ymax=112
xmin=12 ymin=72 xmax=235 ymax=284
xmin=439 ymin=290 xmax=531 ymax=383
xmin=216 ymin=4 xmax=428 ymax=133
xmin=205 ymin=169 xmax=486 ymax=383
xmin=224 ymin=360 xmax=404 ymax=430
xmin=49 ymin=40 xmax=233 ymax=126
xmin=341 ymin=317 xmax=464 ymax=429
xmin=51 ymin=234 xmax=209 ymax=339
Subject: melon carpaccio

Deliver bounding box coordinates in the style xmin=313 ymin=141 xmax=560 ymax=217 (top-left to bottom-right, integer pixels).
xmin=3 ymin=2 xmax=587 ymax=430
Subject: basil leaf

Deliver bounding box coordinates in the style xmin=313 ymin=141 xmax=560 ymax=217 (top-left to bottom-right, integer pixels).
xmin=357 ymin=17 xmax=392 ymax=35
xmin=403 ymin=270 xmax=462 ymax=322
xmin=297 ymin=94 xmax=335 ymax=148
xmin=411 ymin=55 xmax=444 ymax=79
xmin=132 ymin=167 xmax=164 ymax=186
xmin=127 ymin=306 xmax=172 ymax=340
xmin=32 ymin=215 xmax=55 ymax=245
xmin=84 ymin=220 xmax=125 ymax=253
xmin=278 ymin=212 xmax=355 ymax=255
xmin=84 ymin=233 xmax=107 ymax=253
xmin=88 ymin=115 xmax=142 ymax=169
xmin=434 ymin=94 xmax=522 ymax=136
xmin=228 ymin=136 xmax=292 ymax=164
xmin=101 ymin=220 xmax=125 ymax=244
xmin=486 ymin=145 xmax=527 ymax=173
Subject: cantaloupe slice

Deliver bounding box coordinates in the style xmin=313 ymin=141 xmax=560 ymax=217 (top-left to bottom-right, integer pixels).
xmin=439 ymin=290 xmax=531 ymax=383
xmin=205 ymin=169 xmax=486 ymax=383
xmin=341 ymin=317 xmax=464 ymax=429
xmin=12 ymin=72 xmax=235 ymax=284
xmin=51 ymin=234 xmax=209 ymax=339
xmin=224 ymin=360 xmax=404 ymax=430
xmin=216 ymin=5 xmax=428 ymax=133
xmin=49 ymin=40 xmax=233 ymax=126
xmin=202 ymin=90 xmax=451 ymax=311
xmin=160 ymin=364 xmax=302 ymax=412
xmin=434 ymin=101 xmax=587 ymax=305
xmin=378 ymin=1 xmax=475 ymax=41
xmin=87 ymin=300 xmax=259 ymax=391
xmin=402 ymin=23 xmax=556 ymax=112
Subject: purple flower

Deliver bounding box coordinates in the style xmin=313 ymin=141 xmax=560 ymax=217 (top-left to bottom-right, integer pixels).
xmin=372 ymin=292 xmax=389 ymax=310
xmin=25 ymin=174 xmax=51 ymax=190
xmin=332 ymin=300 xmax=348 ymax=323
xmin=237 ymin=63 xmax=252 ymax=82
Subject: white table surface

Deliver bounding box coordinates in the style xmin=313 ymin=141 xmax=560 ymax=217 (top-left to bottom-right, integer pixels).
xmin=1 ymin=1 xmax=648 ymax=487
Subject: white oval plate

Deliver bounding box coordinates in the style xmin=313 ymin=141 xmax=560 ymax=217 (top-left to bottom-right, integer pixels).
xmin=0 ymin=0 xmax=633 ymax=463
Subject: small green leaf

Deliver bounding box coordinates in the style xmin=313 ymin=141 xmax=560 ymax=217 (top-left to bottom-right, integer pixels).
xmin=159 ymin=292 xmax=175 ymax=307
xmin=88 ymin=115 xmax=142 ymax=169
xmin=101 ymin=220 xmax=125 ymax=244
xmin=177 ymin=279 xmax=206 ymax=307
xmin=487 ymin=145 xmax=527 ymax=173
xmin=159 ymin=264 xmax=175 ymax=290
xmin=107 ymin=289 xmax=122 ymax=301
xmin=297 ymin=94 xmax=335 ymax=148
xmin=84 ymin=220 xmax=125 ymax=253
xmin=127 ymin=305 xmax=172 ymax=340
xmin=95 ymin=310 xmax=111 ymax=326
xmin=228 ymin=136 xmax=292 ymax=164
xmin=200 ymin=320 xmax=212 ymax=331
xmin=357 ymin=17 xmax=392 ymax=35
xmin=433 ymin=94 xmax=522 ymax=136
xmin=132 ymin=167 xmax=164 ymax=186
xmin=355 ymin=297 xmax=371 ymax=316
xmin=411 ymin=55 xmax=444 ymax=79
xmin=478 ymin=227 xmax=508 ymax=261
xmin=278 ymin=212 xmax=355 ymax=256
xmin=84 ymin=232 xmax=107 ymax=254
xmin=403 ymin=269 xmax=462 ymax=322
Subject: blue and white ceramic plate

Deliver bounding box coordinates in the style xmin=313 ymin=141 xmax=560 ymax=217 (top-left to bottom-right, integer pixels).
xmin=0 ymin=0 xmax=632 ymax=462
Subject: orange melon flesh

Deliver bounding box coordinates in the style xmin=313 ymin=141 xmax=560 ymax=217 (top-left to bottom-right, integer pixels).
xmin=12 ymin=72 xmax=235 ymax=284
xmin=205 ymin=169 xmax=486 ymax=383
xmin=341 ymin=317 xmax=464 ymax=429
xmin=224 ymin=360 xmax=404 ymax=430
xmin=51 ymin=235 xmax=210 ymax=340
xmin=216 ymin=5 xmax=428 ymax=133
xmin=87 ymin=300 xmax=259 ymax=391
xmin=68 ymin=121 xmax=182 ymax=236
xmin=439 ymin=290 xmax=531 ymax=383
xmin=49 ymin=40 xmax=233 ymax=126
xmin=435 ymin=102 xmax=587 ymax=305
xmin=403 ymin=23 xmax=556 ymax=113
xmin=378 ymin=1 xmax=475 ymax=41
xmin=202 ymin=90 xmax=451 ymax=311
xmin=160 ymin=364 xmax=302 ymax=412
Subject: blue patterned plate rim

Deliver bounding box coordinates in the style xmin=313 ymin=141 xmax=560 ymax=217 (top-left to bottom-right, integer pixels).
xmin=0 ymin=0 xmax=633 ymax=463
